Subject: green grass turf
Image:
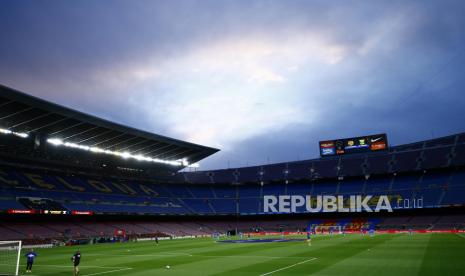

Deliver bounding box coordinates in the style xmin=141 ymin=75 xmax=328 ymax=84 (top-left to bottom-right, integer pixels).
xmin=6 ymin=233 xmax=465 ymax=276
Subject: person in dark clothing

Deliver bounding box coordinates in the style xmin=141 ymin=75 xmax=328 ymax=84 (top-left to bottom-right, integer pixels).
xmin=71 ymin=250 xmax=81 ymax=276
xmin=25 ymin=249 xmax=37 ymax=273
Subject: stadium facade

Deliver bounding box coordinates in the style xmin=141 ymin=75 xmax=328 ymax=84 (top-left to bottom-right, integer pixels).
xmin=0 ymin=84 xmax=464 ymax=244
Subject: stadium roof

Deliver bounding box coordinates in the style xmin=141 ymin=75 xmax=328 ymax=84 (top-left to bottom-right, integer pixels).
xmin=0 ymin=84 xmax=219 ymax=166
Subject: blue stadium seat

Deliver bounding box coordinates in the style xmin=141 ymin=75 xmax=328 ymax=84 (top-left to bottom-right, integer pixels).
xmin=391 ymin=175 xmax=419 ymax=190
xmin=340 ymin=156 xmax=364 ymax=176
xmin=338 ymin=180 xmax=364 ymax=194
xmin=366 ymin=154 xmax=391 ymax=174
xmin=422 ymin=146 xmax=452 ymax=169
xmin=313 ymin=159 xmax=338 ymax=178
xmin=392 ymin=151 xmax=421 ymax=172
xmin=287 ymin=161 xmax=312 ymax=179
xmin=450 ymin=171 xmax=465 ymax=187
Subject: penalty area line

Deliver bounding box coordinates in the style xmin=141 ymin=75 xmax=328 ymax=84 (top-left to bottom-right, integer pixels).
xmin=259 ymin=257 xmax=318 ymax=276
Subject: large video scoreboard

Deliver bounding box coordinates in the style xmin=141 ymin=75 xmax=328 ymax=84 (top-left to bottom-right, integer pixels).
xmin=319 ymin=133 xmax=388 ymax=157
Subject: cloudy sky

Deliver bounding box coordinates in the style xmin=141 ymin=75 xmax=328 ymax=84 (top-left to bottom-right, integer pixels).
xmin=1 ymin=0 xmax=465 ymax=169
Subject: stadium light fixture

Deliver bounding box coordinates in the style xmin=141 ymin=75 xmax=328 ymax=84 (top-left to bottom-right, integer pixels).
xmin=187 ymin=163 xmax=200 ymax=168
xmin=46 ymin=138 xmax=186 ymax=166
xmin=0 ymin=128 xmax=29 ymax=138
xmin=47 ymin=138 xmax=63 ymax=146
xmin=16 ymin=133 xmax=29 ymax=138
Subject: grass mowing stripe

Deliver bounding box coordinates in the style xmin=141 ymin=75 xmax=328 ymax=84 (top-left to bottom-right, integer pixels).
xmin=88 ymin=252 xmax=194 ymax=257
xmin=313 ymin=233 xmax=430 ymax=276
xmin=418 ymin=233 xmax=465 ymax=276
xmin=102 ymin=241 xmax=286 ymax=273
xmin=194 ymin=255 xmax=310 ymax=259
xmin=214 ymin=234 xmax=377 ymax=275
xmin=149 ymin=236 xmax=335 ymax=275
xmin=15 ymin=264 xmax=129 ymax=269
xmin=13 ymin=234 xmax=465 ymax=275
xmin=82 ymin=267 xmax=133 ymax=276
xmin=259 ymin=258 xmax=318 ymax=276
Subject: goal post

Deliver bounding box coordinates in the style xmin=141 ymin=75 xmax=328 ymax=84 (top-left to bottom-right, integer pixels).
xmin=0 ymin=240 xmax=22 ymax=276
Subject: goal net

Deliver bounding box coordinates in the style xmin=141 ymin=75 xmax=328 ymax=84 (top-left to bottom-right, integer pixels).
xmin=0 ymin=241 xmax=22 ymax=276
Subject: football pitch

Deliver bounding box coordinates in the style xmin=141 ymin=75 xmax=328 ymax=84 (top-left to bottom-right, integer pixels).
xmin=15 ymin=233 xmax=465 ymax=276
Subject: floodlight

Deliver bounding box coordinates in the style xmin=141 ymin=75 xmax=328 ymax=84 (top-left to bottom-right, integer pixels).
xmin=45 ymin=137 xmax=185 ymax=166
xmin=47 ymin=138 xmax=64 ymax=146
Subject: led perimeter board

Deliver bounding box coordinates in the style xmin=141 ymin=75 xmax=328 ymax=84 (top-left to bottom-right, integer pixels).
xmin=319 ymin=133 xmax=388 ymax=157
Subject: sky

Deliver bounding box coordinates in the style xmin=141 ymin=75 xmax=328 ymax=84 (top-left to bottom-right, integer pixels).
xmin=1 ymin=0 xmax=465 ymax=170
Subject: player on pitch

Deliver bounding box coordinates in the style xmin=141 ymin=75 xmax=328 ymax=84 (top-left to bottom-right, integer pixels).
xmin=306 ymin=230 xmax=312 ymax=246
xmin=71 ymin=250 xmax=81 ymax=276
xmin=25 ymin=248 xmax=37 ymax=273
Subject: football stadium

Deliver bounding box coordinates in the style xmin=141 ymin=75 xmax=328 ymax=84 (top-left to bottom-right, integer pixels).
xmin=1 ymin=1 xmax=465 ymax=275
xmin=0 ymin=85 xmax=464 ymax=275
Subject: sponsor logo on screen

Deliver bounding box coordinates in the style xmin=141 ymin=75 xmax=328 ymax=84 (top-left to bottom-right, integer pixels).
xmin=71 ymin=211 xmax=94 ymax=215
xmin=320 ymin=141 xmax=334 ymax=148
xmin=321 ymin=148 xmax=335 ymax=155
xmin=319 ymin=134 xmax=388 ymax=157
xmin=371 ymin=142 xmax=386 ymax=150
xmin=7 ymin=209 xmax=35 ymax=214
xmin=345 ymin=144 xmax=369 ymax=149
xmin=371 ymin=137 xmax=383 ymax=142
xmin=43 ymin=210 xmax=68 ymax=215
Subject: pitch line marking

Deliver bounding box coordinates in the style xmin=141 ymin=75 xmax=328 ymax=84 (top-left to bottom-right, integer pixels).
xmin=259 ymin=257 xmax=318 ymax=276
xmin=88 ymin=253 xmax=311 ymax=259
xmin=197 ymin=254 xmax=310 ymax=259
xmin=0 ymin=264 xmax=128 ymax=269
xmin=1 ymin=264 xmax=129 ymax=269
xmin=82 ymin=267 xmax=133 ymax=276
xmin=88 ymin=252 xmax=193 ymax=257
xmin=165 ymin=252 xmax=193 ymax=256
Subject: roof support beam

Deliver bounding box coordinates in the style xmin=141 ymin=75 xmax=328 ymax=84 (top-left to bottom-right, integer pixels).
xmin=0 ymin=107 xmax=34 ymax=120
xmin=0 ymin=100 xmax=14 ymax=108
xmin=103 ymin=136 xmax=140 ymax=150
xmin=128 ymin=142 xmax=163 ymax=154
xmin=152 ymin=147 xmax=186 ymax=159
xmin=91 ymin=133 xmax=127 ymax=146
xmin=117 ymin=139 xmax=151 ymax=151
xmin=48 ymin=122 xmax=86 ymax=136
xmin=165 ymin=149 xmax=197 ymax=160
xmin=62 ymin=126 xmax=101 ymax=140
xmin=7 ymin=112 xmax=52 ymax=129
xmin=27 ymin=117 xmax=69 ymax=132
xmin=142 ymin=144 xmax=175 ymax=155
xmin=75 ymin=129 xmax=114 ymax=144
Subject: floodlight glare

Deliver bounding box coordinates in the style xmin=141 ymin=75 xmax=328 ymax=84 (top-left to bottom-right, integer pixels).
xmin=47 ymin=138 xmax=64 ymax=146
xmin=187 ymin=163 xmax=200 ymax=168
xmin=45 ymin=137 xmax=185 ymax=166
xmin=0 ymin=128 xmax=29 ymax=138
